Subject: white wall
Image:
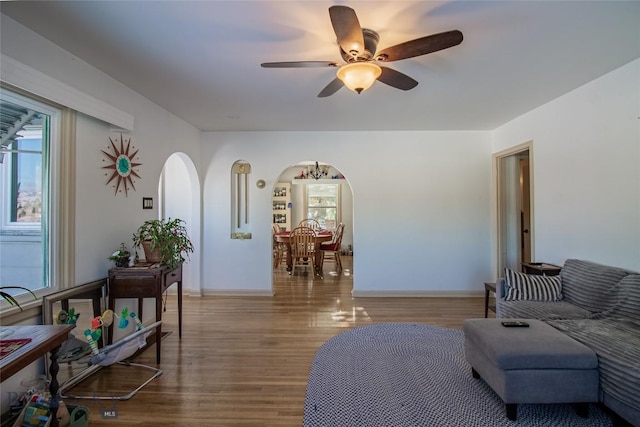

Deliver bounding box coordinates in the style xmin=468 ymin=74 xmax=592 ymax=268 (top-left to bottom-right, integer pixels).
xmin=202 ymin=131 xmax=493 ymax=295
xmin=1 ymin=15 xmax=203 ymax=412
xmin=1 ymin=14 xmax=203 ymax=284
xmin=493 ymin=59 xmax=640 ymax=271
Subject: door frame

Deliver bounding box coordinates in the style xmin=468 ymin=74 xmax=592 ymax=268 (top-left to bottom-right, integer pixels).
xmin=493 ymin=141 xmax=534 ymax=278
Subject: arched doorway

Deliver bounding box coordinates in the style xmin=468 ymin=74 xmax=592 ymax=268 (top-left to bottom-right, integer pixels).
xmin=271 ymin=161 xmax=353 ymax=293
xmin=160 ymin=152 xmax=201 ymax=296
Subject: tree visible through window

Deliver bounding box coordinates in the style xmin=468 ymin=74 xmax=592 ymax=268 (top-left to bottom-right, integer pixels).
xmin=306 ymin=184 xmax=340 ymax=230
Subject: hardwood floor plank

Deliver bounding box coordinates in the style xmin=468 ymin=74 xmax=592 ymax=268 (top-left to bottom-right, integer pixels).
xmin=61 ymin=257 xmax=485 ymax=425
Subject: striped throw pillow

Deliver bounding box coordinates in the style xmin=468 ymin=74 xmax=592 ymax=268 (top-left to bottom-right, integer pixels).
xmin=504 ymin=268 xmax=563 ymax=301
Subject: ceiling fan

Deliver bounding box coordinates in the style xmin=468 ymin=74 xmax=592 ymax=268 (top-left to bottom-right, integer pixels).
xmin=261 ymin=5 xmax=463 ymax=97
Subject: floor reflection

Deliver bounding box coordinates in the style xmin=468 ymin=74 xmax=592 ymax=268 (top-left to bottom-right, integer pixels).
xmin=273 ymin=255 xmax=360 ymax=327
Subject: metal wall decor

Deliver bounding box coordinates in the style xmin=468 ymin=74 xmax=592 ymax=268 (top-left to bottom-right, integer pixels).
xmin=230 ymin=161 xmax=252 ymax=239
xmin=101 ymin=133 xmax=142 ymax=196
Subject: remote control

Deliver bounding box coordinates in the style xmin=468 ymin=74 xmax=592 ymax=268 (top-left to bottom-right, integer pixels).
xmin=501 ymin=321 xmax=529 ymax=327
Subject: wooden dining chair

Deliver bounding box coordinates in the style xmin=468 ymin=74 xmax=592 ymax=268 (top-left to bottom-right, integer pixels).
xmin=320 ymin=223 xmax=345 ymax=273
xmin=298 ymin=218 xmax=321 ymax=230
xmin=272 ymin=224 xmax=287 ymax=269
xmin=289 ymin=226 xmax=317 ymax=276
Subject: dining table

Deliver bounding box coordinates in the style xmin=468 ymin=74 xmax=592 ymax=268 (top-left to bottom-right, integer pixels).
xmin=274 ymin=229 xmax=333 ymax=276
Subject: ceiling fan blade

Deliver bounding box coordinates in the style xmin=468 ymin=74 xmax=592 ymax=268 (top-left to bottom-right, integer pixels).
xmin=329 ymin=5 xmax=365 ymax=57
xmin=376 ymin=30 xmax=463 ymax=62
xmin=261 ymin=61 xmax=339 ymax=68
xmin=377 ymin=67 xmax=418 ymax=91
xmin=317 ymin=78 xmax=344 ymax=98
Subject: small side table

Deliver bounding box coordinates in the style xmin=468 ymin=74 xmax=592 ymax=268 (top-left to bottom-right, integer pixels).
xmin=521 ymin=262 xmax=562 ymax=276
xmin=484 ymin=282 xmax=496 ymax=318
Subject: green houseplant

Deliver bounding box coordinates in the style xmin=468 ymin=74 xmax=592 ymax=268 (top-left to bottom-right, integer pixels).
xmin=108 ymin=242 xmax=131 ymax=268
xmin=0 ymin=286 xmax=37 ymax=311
xmin=132 ymin=218 xmax=194 ymax=270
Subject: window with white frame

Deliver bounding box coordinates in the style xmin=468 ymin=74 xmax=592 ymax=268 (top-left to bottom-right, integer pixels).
xmin=305 ymin=183 xmax=340 ymax=230
xmin=0 ymin=89 xmax=59 ymax=294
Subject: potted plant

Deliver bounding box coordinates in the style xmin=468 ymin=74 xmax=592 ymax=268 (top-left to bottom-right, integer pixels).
xmin=0 ymin=286 xmax=37 ymax=311
xmin=132 ymin=218 xmax=194 ymax=270
xmin=108 ymin=242 xmax=131 ymax=268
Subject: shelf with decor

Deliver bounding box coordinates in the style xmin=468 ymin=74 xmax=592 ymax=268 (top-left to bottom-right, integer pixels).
xmin=291 ymin=178 xmax=345 ymax=185
xmin=273 ymin=182 xmax=291 ymax=231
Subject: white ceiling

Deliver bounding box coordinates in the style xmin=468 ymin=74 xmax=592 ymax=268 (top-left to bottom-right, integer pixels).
xmin=1 ymin=1 xmax=639 ymax=132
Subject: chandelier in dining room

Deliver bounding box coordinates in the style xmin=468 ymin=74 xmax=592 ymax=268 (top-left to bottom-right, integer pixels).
xmin=308 ymin=161 xmax=328 ymax=180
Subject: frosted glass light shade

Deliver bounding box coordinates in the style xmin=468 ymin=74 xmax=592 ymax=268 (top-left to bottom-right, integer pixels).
xmin=336 ymin=62 xmax=382 ymax=94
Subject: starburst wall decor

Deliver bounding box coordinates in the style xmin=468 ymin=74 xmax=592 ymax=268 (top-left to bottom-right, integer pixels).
xmin=101 ymin=134 xmax=142 ymax=196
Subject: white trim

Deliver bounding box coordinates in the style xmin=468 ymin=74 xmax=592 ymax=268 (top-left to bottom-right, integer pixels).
xmin=202 ymin=289 xmax=274 ymax=297
xmin=492 ymin=141 xmax=534 ymax=280
xmin=351 ymin=290 xmax=484 ymax=298
xmin=57 ymin=109 xmax=76 ymax=289
xmin=1 ymin=55 xmax=134 ymax=131
xmin=0 ymin=89 xmax=75 ymax=306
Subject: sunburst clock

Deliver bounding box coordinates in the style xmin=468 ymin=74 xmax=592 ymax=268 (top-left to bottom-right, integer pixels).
xmin=101 ymin=134 xmax=142 ymax=196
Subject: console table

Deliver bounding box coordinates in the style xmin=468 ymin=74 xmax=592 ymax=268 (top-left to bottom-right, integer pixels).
xmin=108 ymin=263 xmax=183 ymax=363
xmin=1 ymin=324 xmax=75 ymax=427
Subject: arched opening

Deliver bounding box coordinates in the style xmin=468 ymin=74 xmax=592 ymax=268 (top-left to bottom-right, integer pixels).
xmin=160 ymin=152 xmax=201 ymax=296
xmin=271 ymin=161 xmax=353 ymax=296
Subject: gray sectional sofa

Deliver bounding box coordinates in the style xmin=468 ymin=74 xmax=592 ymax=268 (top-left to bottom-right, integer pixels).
xmin=496 ymin=259 xmax=640 ymax=426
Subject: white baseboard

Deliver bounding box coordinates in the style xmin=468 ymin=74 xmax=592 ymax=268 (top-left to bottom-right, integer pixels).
xmin=165 ymin=289 xmax=481 ymax=298
xmin=202 ymin=289 xmax=274 ymax=297
xmin=163 ymin=289 xmax=273 ymax=297
xmin=351 ymin=290 xmax=484 ymax=298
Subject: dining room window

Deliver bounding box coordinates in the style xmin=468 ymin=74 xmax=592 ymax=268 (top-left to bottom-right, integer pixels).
xmin=305 ymin=183 xmax=340 ymax=230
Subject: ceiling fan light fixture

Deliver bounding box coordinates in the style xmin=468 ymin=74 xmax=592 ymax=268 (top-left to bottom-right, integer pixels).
xmin=336 ymin=62 xmax=382 ymax=94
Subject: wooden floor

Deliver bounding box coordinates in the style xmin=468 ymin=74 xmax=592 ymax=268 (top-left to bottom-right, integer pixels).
xmin=62 ymin=257 xmax=487 ymax=426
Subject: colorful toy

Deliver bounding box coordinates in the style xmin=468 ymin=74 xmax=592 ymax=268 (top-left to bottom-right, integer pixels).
xmin=89 ymin=309 xmax=115 ymax=331
xmin=91 ymin=316 xmax=102 ymax=332
xmin=118 ymin=307 xmax=131 ymax=329
xmin=81 ymin=307 xmax=142 ymax=357
xmin=118 ymin=307 xmax=143 ymax=330
xmin=56 ymin=307 xmax=80 ymax=325
xmin=83 ymin=329 xmax=99 ymax=355
xmin=130 ymin=312 xmax=143 ymax=330
xmin=82 ymin=309 xmax=116 ymax=356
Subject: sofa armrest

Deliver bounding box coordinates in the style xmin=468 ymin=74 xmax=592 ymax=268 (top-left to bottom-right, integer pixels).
xmin=495 ymin=278 xmax=507 ymax=300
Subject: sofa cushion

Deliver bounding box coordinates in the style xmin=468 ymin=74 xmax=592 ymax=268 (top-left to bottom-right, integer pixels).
xmin=504 ymin=268 xmax=563 ymax=301
xmin=595 ymin=274 xmax=640 ymax=324
xmin=548 ymin=318 xmax=640 ymax=416
xmin=498 ymin=300 xmax=592 ymax=320
xmin=560 ymin=259 xmax=634 ymax=312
